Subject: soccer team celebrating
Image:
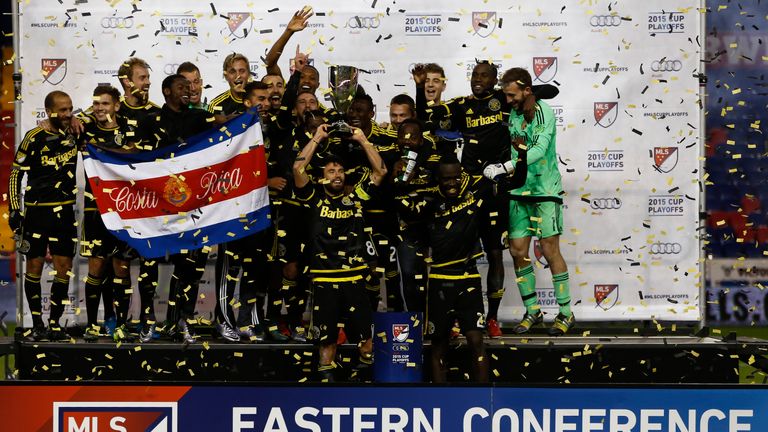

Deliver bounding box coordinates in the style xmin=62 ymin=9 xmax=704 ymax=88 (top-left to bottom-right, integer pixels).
xmin=7 ymin=9 xmax=573 ymax=382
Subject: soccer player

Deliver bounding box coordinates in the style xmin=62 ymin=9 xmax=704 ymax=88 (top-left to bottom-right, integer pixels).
xmin=116 ymin=57 xmax=165 ymax=340
xmin=9 ymin=91 xmax=78 ymax=341
xmin=395 ymin=150 xmax=527 ymax=382
xmin=177 ymin=61 xmax=207 ymax=110
xmin=337 ymin=94 xmax=400 ymax=309
xmin=155 ymin=74 xmax=217 ymax=343
xmin=501 ymin=68 xmax=574 ymax=336
xmin=78 ymin=85 xmax=141 ymax=342
xmin=208 ymin=52 xmax=250 ymax=119
xmin=293 ymin=123 xmax=387 ymax=382
xmin=117 ymin=57 xmax=161 ymax=127
xmin=262 ymin=6 xmax=313 ymax=109
xmin=413 ymin=61 xmax=559 ymax=338
xmin=391 ymin=118 xmax=440 ymax=313
xmin=388 ymin=94 xmax=417 ymax=132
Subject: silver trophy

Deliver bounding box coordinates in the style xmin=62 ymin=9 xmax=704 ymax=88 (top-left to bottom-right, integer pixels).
xmin=328 ymin=65 xmax=359 ymax=136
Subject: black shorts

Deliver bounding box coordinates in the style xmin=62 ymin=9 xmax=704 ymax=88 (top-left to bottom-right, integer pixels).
xmin=18 ymin=205 xmax=76 ymax=258
xmin=80 ymin=210 xmax=137 ymax=261
xmin=365 ymin=211 xmax=399 ymax=274
xmin=426 ymin=268 xmax=485 ymax=338
xmin=275 ymin=202 xmax=306 ymax=263
xmin=309 ymin=276 xmax=373 ymax=345
xmin=479 ymin=194 xmax=509 ymax=252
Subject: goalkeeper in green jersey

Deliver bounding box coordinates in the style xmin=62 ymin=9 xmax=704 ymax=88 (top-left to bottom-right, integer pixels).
xmin=499 ymin=67 xmax=574 ymax=336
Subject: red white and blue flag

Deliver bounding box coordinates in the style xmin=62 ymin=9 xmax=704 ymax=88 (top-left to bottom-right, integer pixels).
xmin=82 ymin=110 xmax=270 ymax=258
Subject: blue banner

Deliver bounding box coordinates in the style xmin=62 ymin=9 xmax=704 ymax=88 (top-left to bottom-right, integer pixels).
xmin=4 ymin=385 xmax=768 ymax=431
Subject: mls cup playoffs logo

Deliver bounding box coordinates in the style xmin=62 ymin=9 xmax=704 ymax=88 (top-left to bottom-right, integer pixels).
xmin=42 ymin=59 xmax=67 ymax=85
xmin=533 ymin=57 xmax=558 ymax=83
xmin=393 ymin=324 xmax=410 ymax=343
xmin=594 ymin=102 xmax=618 ymax=128
xmin=653 ymin=147 xmax=679 ymax=173
xmin=472 ymin=12 xmax=497 ymax=38
xmin=594 ymin=284 xmax=619 ymax=310
xmin=225 ymin=12 xmax=253 ymax=38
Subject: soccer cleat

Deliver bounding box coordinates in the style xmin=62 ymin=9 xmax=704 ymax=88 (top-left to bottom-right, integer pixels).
xmin=47 ymin=325 xmax=69 ymax=342
xmin=266 ymin=321 xmax=290 ymax=342
xmin=83 ymin=325 xmax=101 ymax=342
xmin=317 ymin=366 xmax=335 ymax=383
xmin=102 ymin=316 xmax=117 ymax=337
xmin=486 ymin=318 xmax=503 ymax=338
xmin=548 ymin=313 xmax=575 ymax=336
xmin=24 ymin=324 xmax=48 ymax=342
xmin=113 ymin=325 xmax=136 ymax=342
xmin=176 ymin=319 xmax=198 ymax=344
xmin=216 ymin=323 xmax=241 ymax=343
xmin=238 ymin=326 xmax=265 ymax=343
xmin=290 ymin=326 xmax=308 ymax=343
xmin=513 ymin=311 xmax=544 ymax=334
xmin=139 ymin=323 xmax=158 ymax=343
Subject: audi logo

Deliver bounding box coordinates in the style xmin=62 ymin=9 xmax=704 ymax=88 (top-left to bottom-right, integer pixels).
xmin=164 ymin=63 xmax=180 ymax=75
xmin=651 ymin=60 xmax=682 ymax=72
xmin=590 ymin=198 xmax=622 ymax=210
xmin=590 ymin=15 xmax=622 ymax=27
xmin=649 ymin=242 xmax=682 ymax=255
xmin=346 ymin=16 xmax=380 ymax=29
xmin=101 ymin=17 xmax=134 ymax=29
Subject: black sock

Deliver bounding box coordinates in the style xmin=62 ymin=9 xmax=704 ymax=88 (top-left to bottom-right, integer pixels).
xmin=112 ymin=276 xmax=132 ymax=326
xmin=24 ymin=273 xmax=44 ymax=327
xmin=84 ymin=273 xmax=105 ymax=327
xmin=49 ymin=276 xmax=70 ymax=327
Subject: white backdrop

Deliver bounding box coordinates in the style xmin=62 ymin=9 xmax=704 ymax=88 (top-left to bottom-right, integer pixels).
xmin=16 ymin=0 xmax=704 ymax=325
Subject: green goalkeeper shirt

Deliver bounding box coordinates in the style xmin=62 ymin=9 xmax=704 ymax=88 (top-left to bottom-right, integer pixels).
xmin=507 ymin=99 xmax=563 ymax=203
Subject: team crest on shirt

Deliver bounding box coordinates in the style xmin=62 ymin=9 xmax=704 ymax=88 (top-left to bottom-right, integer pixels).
xmin=41 ymin=58 xmax=67 ymax=85
xmin=439 ymin=119 xmax=452 ymax=130
xmin=488 ymin=98 xmax=501 ymax=112
xmin=342 ymin=196 xmax=353 ymax=206
xmin=163 ymin=177 xmax=190 ymax=207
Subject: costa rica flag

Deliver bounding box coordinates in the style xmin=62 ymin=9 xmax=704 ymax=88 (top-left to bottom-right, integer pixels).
xmin=82 ymin=109 xmax=270 ymax=258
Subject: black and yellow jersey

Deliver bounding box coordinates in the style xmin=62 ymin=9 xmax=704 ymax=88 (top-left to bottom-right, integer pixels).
xmin=9 ymin=127 xmax=78 ymax=211
xmin=78 ymin=116 xmax=139 ymax=211
xmin=396 ymin=149 xmax=527 ymax=271
xmin=295 ymin=178 xmax=377 ymax=281
xmin=417 ymin=89 xmax=512 ymax=175
xmin=208 ymin=90 xmax=245 ymax=116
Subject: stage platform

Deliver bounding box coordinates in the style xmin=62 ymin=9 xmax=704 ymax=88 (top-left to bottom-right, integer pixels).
xmin=5 ymin=328 xmax=764 ymax=383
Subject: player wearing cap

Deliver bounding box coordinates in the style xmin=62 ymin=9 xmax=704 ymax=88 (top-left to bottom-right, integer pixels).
xmin=501 ymin=68 xmax=574 ymax=336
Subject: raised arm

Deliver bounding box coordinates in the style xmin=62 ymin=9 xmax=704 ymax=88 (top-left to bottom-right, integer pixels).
xmin=293 ymin=123 xmax=329 ymax=189
xmin=349 ymin=127 xmax=387 ymax=186
xmin=264 ymin=8 xmax=313 ymax=76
